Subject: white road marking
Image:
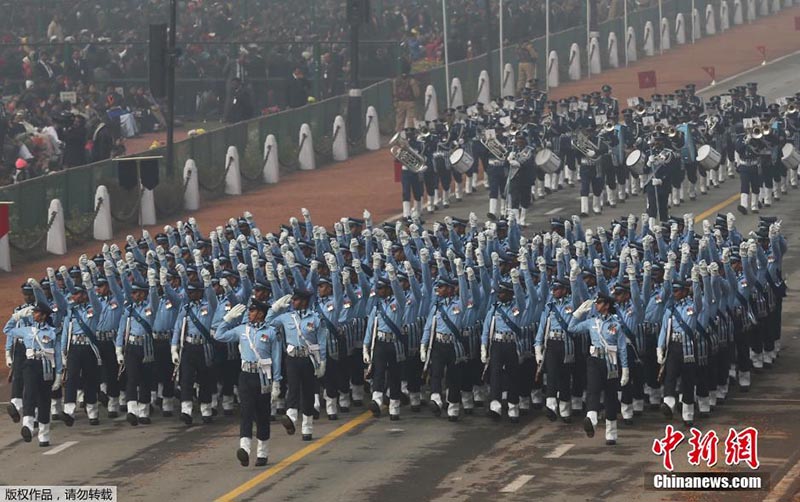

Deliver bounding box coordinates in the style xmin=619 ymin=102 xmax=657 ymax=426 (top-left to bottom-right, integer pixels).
xmin=758 ymin=457 xmax=787 ymax=466
xmin=43 ymin=441 xmax=78 ymax=456
xmin=500 ymin=474 xmax=534 ymax=493
xmin=544 ymin=444 xmax=574 ymax=458
xmin=764 ymin=454 xmax=800 ymax=502
xmin=544 ymin=207 xmax=563 ymax=215
xmin=697 ymin=48 xmax=800 ymax=94
xmin=729 ymin=397 xmax=800 ymax=403
xmin=387 ymin=428 xmax=405 ymax=433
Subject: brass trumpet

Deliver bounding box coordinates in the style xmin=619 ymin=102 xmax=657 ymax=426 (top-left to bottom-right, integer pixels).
xmin=667 ymin=126 xmax=679 ymax=138
xmin=603 ymin=120 xmax=615 ymax=133
xmin=389 ymin=132 xmax=428 ymax=173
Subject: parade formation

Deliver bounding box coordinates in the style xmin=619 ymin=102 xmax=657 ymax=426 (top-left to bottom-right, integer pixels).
xmin=2 ymin=80 xmax=792 ymax=469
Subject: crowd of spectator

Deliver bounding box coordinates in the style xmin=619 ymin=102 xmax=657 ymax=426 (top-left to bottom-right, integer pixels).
xmin=0 ymin=0 xmax=658 ymax=185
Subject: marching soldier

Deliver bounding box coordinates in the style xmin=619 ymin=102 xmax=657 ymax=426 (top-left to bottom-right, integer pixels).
xmin=95 ymin=260 xmax=126 ymax=419
xmin=4 ymin=282 xmax=41 ymax=423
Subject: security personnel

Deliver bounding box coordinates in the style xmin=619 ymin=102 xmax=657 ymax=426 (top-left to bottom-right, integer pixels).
xmin=4 ymin=282 xmax=40 ymax=423
xmin=568 ymin=293 xmax=628 ymax=446
xmin=267 ymin=289 xmax=327 ymax=441
xmin=151 ymin=266 xmax=184 ymax=417
xmin=172 ymin=271 xmax=218 ymax=425
xmin=421 ymin=263 xmax=470 ymax=422
xmin=313 ymin=254 xmax=344 ymax=420
xmin=364 ymin=270 xmax=406 ymax=421
xmin=614 ymin=267 xmax=644 ymax=424
xmin=115 ymin=271 xmax=159 ymax=426
xmin=5 ymin=302 xmax=60 ymax=446
xmin=215 ymin=300 xmax=283 ymax=468
xmin=643 ymin=132 xmax=677 ymax=226
xmin=723 ymin=244 xmax=757 ymax=391
xmin=61 ymin=273 xmax=103 ymax=427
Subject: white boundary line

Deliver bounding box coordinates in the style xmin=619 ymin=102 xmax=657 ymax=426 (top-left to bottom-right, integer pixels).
xmin=544 ymin=444 xmax=574 ymax=458
xmin=43 ymin=441 xmax=78 ymax=456
xmin=500 ymin=474 xmax=535 ymax=493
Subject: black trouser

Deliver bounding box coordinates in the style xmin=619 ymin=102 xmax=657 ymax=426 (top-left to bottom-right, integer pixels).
xmin=404 ymin=351 xmax=424 ymax=394
xmin=645 ymin=183 xmax=670 ymax=221
xmin=285 ymin=355 xmax=316 ymax=416
xmin=459 ymin=358 xmax=481 ymax=393
xmin=347 ymin=352 xmax=365 ymax=388
xmin=579 ymin=165 xmax=604 ymax=196
xmin=125 ymin=344 xmax=153 ymax=405
xmin=489 ymin=341 xmax=519 ymax=404
xmin=739 ymin=165 xmax=760 ymax=194
xmin=487 ymin=162 xmax=507 ymax=199
xmin=543 ymin=340 xmax=571 ymax=401
xmin=401 ymin=170 xmax=424 ymax=202
xmin=323 ymin=356 xmax=349 ymax=399
xmin=509 ymin=170 xmax=532 ymax=209
xmin=97 ymin=340 xmax=120 ymax=398
xmin=179 ymin=344 xmax=214 ymax=404
xmin=620 ymin=344 xmax=644 ymax=404
xmin=65 ymin=345 xmax=99 ymax=406
xmin=716 ymin=345 xmax=731 ymax=388
xmin=153 ymin=340 xmax=175 ymax=399
xmin=732 ymin=312 xmax=752 ymax=372
xmin=571 ymin=340 xmax=587 ymax=399
xmin=586 ymin=356 xmax=619 ymax=421
xmin=371 ymin=340 xmax=401 ymax=400
xmin=423 ymin=166 xmax=438 ymax=196
xmin=429 ymin=342 xmax=461 ymax=404
xmin=239 ymin=371 xmax=271 ymax=441
xmin=644 ymin=335 xmax=660 ymax=391
xmin=22 ymin=360 xmax=50 ymax=424
xmin=663 ymin=342 xmax=696 ymax=405
xmin=214 ymin=342 xmax=239 ymax=398
xmin=10 ymin=340 xmax=25 ymax=401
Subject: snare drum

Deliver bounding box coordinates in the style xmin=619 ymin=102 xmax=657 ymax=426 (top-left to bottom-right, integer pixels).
xmin=534 ymin=148 xmax=561 ymax=174
xmin=781 ymin=143 xmax=800 ymax=170
xmin=696 ymin=144 xmax=722 ymax=170
xmin=625 ymin=149 xmax=646 ymax=175
xmin=449 ymin=148 xmax=474 ymax=174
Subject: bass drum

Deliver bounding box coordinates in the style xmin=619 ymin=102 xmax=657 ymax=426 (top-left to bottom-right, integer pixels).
xmin=534 ymin=148 xmax=561 ymax=174
xmin=696 ymin=144 xmax=721 ymax=170
xmin=625 ymin=149 xmax=646 ymax=175
xmin=449 ymin=148 xmax=474 ymax=174
xmin=781 ymin=143 xmax=800 ymax=170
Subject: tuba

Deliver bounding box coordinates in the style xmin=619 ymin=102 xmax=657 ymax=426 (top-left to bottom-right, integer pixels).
xmin=389 ymin=132 xmax=428 ymax=173
xmin=481 ymin=129 xmax=508 ymax=160
xmin=571 ymin=131 xmax=600 ymax=158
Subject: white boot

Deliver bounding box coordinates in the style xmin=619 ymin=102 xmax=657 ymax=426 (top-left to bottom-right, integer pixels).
xmin=351 ymin=383 xmax=364 ymax=403
xmin=465 ymin=176 xmax=473 ymax=194
xmin=681 ymin=401 xmax=695 ymax=424
xmin=545 ymin=397 xmax=558 ymax=420
xmin=580 ymin=196 xmax=590 ymax=216
xmin=633 ymin=399 xmax=645 ymax=414
xmin=592 ymin=195 xmax=602 ymax=214
xmin=750 ymin=192 xmax=759 ymax=212
xmin=499 ymin=198 xmax=507 ymax=216
xmin=222 ymin=394 xmax=234 ymax=413
xmin=621 ymin=402 xmax=633 ymax=421
xmin=256 ymin=439 xmax=269 ymax=463
xmin=389 ymin=399 xmax=401 ymax=418
xmin=764 ymin=350 xmax=775 ymax=365
xmin=630 ymin=176 xmax=639 ymax=195
xmin=739 ymin=193 xmax=749 ymax=212
xmin=77 ymin=389 xmax=85 ymax=407
xmin=750 ymin=350 xmax=764 ymax=369
xmin=663 ymin=395 xmax=676 ymax=414
xmin=286 ymin=408 xmax=299 ymax=427
xmin=471 ymin=173 xmax=478 ymax=191
xmin=442 ymin=189 xmax=450 ymax=208
xmin=510 ymin=208 xmax=520 ymax=223
xmin=301 ymin=414 xmax=314 ymax=439
xmin=671 ymin=187 xmax=681 ymax=207
xmin=489 ymin=400 xmax=502 ymax=417
xmin=402 ymin=201 xmax=411 ymax=218
xmin=200 ymin=402 xmax=213 ymax=418
xmin=314 ymin=393 xmax=321 ymax=415
xmin=698 ymin=396 xmax=711 ymax=415
xmin=21 ymin=415 xmax=34 ymax=441
xmin=508 ymin=402 xmax=520 ymax=420
xmin=617 ymin=186 xmax=626 ymax=203
xmin=790 ymin=168 xmax=798 ymax=188
xmin=518 ymin=396 xmax=531 ymax=414
xmin=679 ymin=185 xmax=685 ymax=202
xmin=519 ymin=207 xmax=527 ymax=227
xmin=728 ymin=160 xmax=736 ymax=178
xmin=325 ymin=393 xmax=338 ymax=419
xmin=488 ymin=198 xmax=498 ymax=218
xmin=688 ymin=182 xmax=697 ymax=200
xmin=433 ymin=189 xmax=440 ymax=208
xmin=607 ymin=187 xmax=617 ymax=208
xmin=455 ymin=182 xmax=463 ymax=201
xmin=535 ymin=179 xmax=545 ymax=198
xmin=584 ymin=410 xmax=598 ymax=437
xmin=426 ymin=194 xmax=435 ymax=213
xmin=447 ymin=402 xmax=460 ymax=420
xmin=370 ymin=391 xmax=384 ymax=416
xmin=50 ymin=399 xmax=62 ymax=418
xmin=709 ymin=390 xmax=718 ymax=408
xmin=86 ymin=403 xmax=99 ymax=420
xmin=181 ymin=400 xmax=193 ymax=417
xmin=700 ymin=176 xmax=708 ymax=194
xmin=559 ymin=400 xmax=572 ymax=419
xmin=410 ymin=392 xmax=421 ymax=408
xmin=339 ymin=392 xmax=351 ymax=411
xmin=161 ymin=397 xmax=173 ymax=413
xmin=238 ymin=437 xmax=251 ymax=465
xmin=461 ymin=391 xmax=474 ymax=414
xmin=571 ymin=396 xmax=583 ymax=413
xmin=531 ymin=388 xmax=544 ymax=406
xmin=38 ymin=422 xmax=50 ymax=445
xmin=763 ymin=187 xmax=772 ymax=207
xmin=605 ymin=419 xmax=618 ymax=444
xmin=430 ymin=392 xmax=444 ymax=413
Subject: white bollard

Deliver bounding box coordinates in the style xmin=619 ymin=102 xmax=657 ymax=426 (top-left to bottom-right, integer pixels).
xmin=733 ymin=0 xmax=743 ymax=24
xmin=183 ymin=160 xmax=200 ymax=210
xmin=759 ymin=0 xmax=769 ymax=15
xmin=424 ymin=85 xmax=438 ymax=122
xmin=643 ymin=21 xmax=655 ymax=57
xmin=568 ymin=43 xmax=581 ymax=81
xmin=746 ymin=0 xmax=755 ymax=21
xmin=477 ymin=71 xmax=491 ymax=105
xmin=46 ymin=199 xmax=66 ymax=255
xmin=660 ymin=17 xmax=671 ymax=51
xmin=626 ymin=26 xmax=638 ymax=62
xmin=298 ymin=123 xmax=316 ymax=171
xmin=262 ymin=135 xmax=280 ymax=183
xmin=450 ymin=78 xmax=463 ymax=109
xmin=705 ymin=4 xmax=716 ymax=35
xmin=721 ymin=1 xmax=731 ymax=30
xmin=772 ymin=0 xmax=781 ymax=12
xmin=675 ymin=14 xmax=686 ymax=44
xmin=139 ymin=189 xmax=156 ymax=226
xmin=0 ymin=202 xmax=12 ymax=271
xmin=224 ymin=146 xmax=242 ymax=195
xmin=547 ymin=51 xmax=559 ymax=88
xmin=93 ymin=185 xmax=113 ymax=240
xmin=692 ymin=9 xmax=702 ymax=40
xmin=501 ymin=64 xmax=515 ymax=99
xmin=588 ymin=37 xmax=601 ymax=75
xmin=332 ymin=115 xmax=348 ymax=162
xmin=607 ymin=32 xmax=619 ymax=68
xmin=365 ymin=107 xmax=380 ymax=151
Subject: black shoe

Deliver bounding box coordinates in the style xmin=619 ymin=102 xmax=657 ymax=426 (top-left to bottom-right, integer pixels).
xmin=368 ymin=401 xmax=381 ymax=418
xmin=340 ymin=406 xmax=350 ymax=413
xmin=211 ymin=408 xmax=218 ymax=417
xmin=223 ymin=409 xmax=234 ymax=417
xmin=6 ymin=404 xmax=20 ymax=423
xmin=62 ymin=414 xmax=75 ymax=427
xmin=487 ymin=410 xmax=501 ymax=421
xmin=39 ymin=441 xmax=49 ymax=447
xmin=430 ymin=402 xmax=442 ymax=417
xmin=51 ymin=413 xmax=62 ymax=422
xmin=312 ymin=409 xmax=320 ymax=420
xmin=661 ymin=403 xmax=673 ymax=419
xmin=448 ymin=415 xmax=459 ymax=422
xmin=580 ymin=212 xmax=589 ymax=217
xmin=606 ymin=440 xmax=617 ymax=446
xmin=740 ymin=384 xmax=750 ymax=393
xmin=255 ymin=457 xmax=268 ymax=467
xmin=464 ymin=408 xmax=473 ymax=415
xmin=108 ymin=411 xmax=119 ymax=419
xmin=126 ymin=413 xmax=139 ymax=426
xmin=583 ymin=417 xmax=595 ymax=438
xmin=201 ymin=416 xmax=212 ymax=424
xmin=328 ymin=414 xmax=338 ymax=421
xmin=737 ymin=205 xmax=748 ymax=215
xmin=281 ymin=415 xmax=296 ymax=435
xmin=390 ymin=414 xmax=400 ymax=421
xmin=181 ymin=413 xmax=193 ymax=425
xmin=162 ymin=411 xmax=173 ymax=418
xmin=139 ymin=417 xmax=151 ymax=425
xmin=486 ymin=212 xmax=497 ymax=221
xmin=237 ymin=448 xmax=249 ymax=467
xmin=509 ymin=416 xmax=519 ymax=424
xmin=410 ymin=405 xmax=421 ymax=412
xmin=352 ymin=400 xmax=363 ymax=407
xmin=20 ymin=426 xmax=32 ymax=442
xmin=545 ymin=407 xmax=557 ymax=422
xmin=623 ymin=418 xmax=634 ymax=426
xmin=89 ymin=418 xmax=100 ymax=426
xmin=302 ymin=434 xmax=313 ymax=441
xmin=561 ymin=416 xmax=572 ymax=424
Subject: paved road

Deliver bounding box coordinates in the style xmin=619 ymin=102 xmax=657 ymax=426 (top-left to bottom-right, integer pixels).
xmin=2 ymin=55 xmax=800 ymax=502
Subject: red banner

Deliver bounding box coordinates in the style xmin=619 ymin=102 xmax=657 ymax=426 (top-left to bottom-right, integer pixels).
xmin=638 ymin=70 xmax=658 ymax=89
xmin=701 ymin=66 xmax=716 ymax=80
xmin=0 ymin=204 xmax=8 ymax=238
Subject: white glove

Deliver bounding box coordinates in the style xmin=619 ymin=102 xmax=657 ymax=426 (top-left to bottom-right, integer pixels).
xmin=575 ymin=241 xmax=585 ymax=257
xmin=372 ymin=252 xmax=382 ymax=271
xmin=420 ymin=345 xmax=428 ymax=363
xmin=47 ymin=267 xmax=57 ymax=284
xmin=224 ymin=304 xmax=247 ymax=323
xmin=271 ymin=294 xmax=293 ymax=313
xmin=126 ymin=235 xmax=136 ymax=248
xmin=362 ymin=209 xmax=371 ymax=221
xmin=626 ymin=263 xmax=636 ymax=280
xmin=537 ymin=256 xmax=547 ymax=273
xmin=691 ymin=265 xmax=700 ymax=283
xmin=481 ymin=345 xmax=489 ymax=365
xmin=535 ymin=345 xmax=544 ymax=365
xmin=699 ymin=260 xmax=708 ymax=277
xmin=627 ymin=214 xmax=636 ymax=231
xmin=117 ymin=347 xmax=125 ymax=366
xmin=325 ymin=252 xmax=338 ymax=272
xmin=5 ymin=350 xmax=12 ymax=367
xmin=315 ymin=361 xmax=326 ymax=379
xmin=250 ymin=250 xmax=260 ymax=267
xmin=657 ymin=347 xmax=665 ymax=366
xmin=612 ymin=224 xmax=621 ymax=240
xmin=620 ymin=367 xmax=630 ymax=387
xmin=726 ymin=212 xmax=736 ymax=232
xmin=702 ymin=219 xmax=711 ymax=235
xmin=584 ymin=228 xmax=594 ymax=243
xmin=593 ymin=258 xmax=602 ymax=271
xmin=284 ymin=252 xmax=297 ymax=268
xmin=466 ymin=267 xmax=475 ymax=282
xmin=564 ymin=220 xmax=572 ymax=234
xmin=491 ymin=252 xmax=500 ymax=268
xmin=709 ymin=262 xmax=719 ymax=275
xmin=12 ymin=306 xmax=34 ymax=321
xmin=265 ymin=262 xmax=276 ymax=282
xmin=363 ymin=346 xmax=371 ymax=365
xmin=597 ymin=227 xmax=607 ymax=243
xmin=271 ymin=381 xmax=281 ymax=402
xmin=341 ymin=270 xmax=351 ymax=285
xmin=147 ymin=268 xmax=158 ymax=287
xmin=518 ymin=248 xmax=528 ymax=270
xmin=569 ymin=260 xmax=580 ymax=282
xmin=642 ymin=234 xmax=654 ymax=249
xmin=125 ymin=251 xmax=135 ymax=266
xmin=171 ymin=345 xmax=180 ymax=366
xmin=643 ymin=261 xmax=652 ymax=275
xmin=555 ymin=247 xmax=564 ymax=261
xmin=310 ymin=260 xmax=320 ymax=273
xmin=51 ymin=373 xmax=62 ymax=391
xmin=385 ymin=263 xmax=397 ymax=280
xmin=455 ymin=258 xmax=465 ymax=276
xmin=571 ymin=214 xmax=581 ymax=226
xmin=652 ymin=178 xmax=662 ymax=186
xmin=220 ymin=278 xmax=231 ymax=293
xmin=573 ymin=299 xmax=594 ymax=319
xmin=444 ymin=215 xmax=454 ymax=231
xmin=82 ymin=272 xmax=94 ymax=289
xmin=350 ymin=237 xmax=360 ymax=254
xmin=510 ymin=267 xmax=520 ymax=284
